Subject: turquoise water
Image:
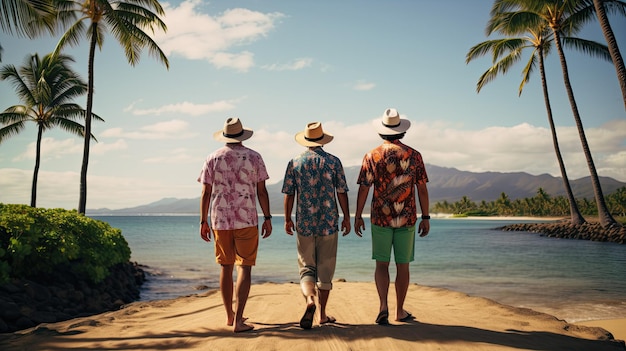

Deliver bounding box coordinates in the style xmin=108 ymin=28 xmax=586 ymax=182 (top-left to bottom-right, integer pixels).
xmin=92 ymin=215 xmax=626 ymax=322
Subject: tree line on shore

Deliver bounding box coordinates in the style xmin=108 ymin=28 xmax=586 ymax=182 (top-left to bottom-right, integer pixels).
xmin=433 ymin=186 xmax=626 ymax=219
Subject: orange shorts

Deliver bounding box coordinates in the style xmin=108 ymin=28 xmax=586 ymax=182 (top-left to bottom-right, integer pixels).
xmin=212 ymin=226 xmax=259 ymax=266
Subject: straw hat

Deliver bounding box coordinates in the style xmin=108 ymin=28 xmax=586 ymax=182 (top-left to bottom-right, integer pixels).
xmin=295 ymin=122 xmax=334 ymax=147
xmin=376 ymin=108 xmax=411 ymax=135
xmin=213 ymin=117 xmax=253 ymax=143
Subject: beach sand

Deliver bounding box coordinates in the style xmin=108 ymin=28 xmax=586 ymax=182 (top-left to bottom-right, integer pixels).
xmin=0 ymin=282 xmax=624 ymax=351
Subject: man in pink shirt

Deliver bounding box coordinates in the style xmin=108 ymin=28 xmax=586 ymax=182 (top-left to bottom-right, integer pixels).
xmin=198 ymin=117 xmax=272 ymax=332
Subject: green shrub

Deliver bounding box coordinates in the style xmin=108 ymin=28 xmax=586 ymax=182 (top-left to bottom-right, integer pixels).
xmin=0 ymin=204 xmax=131 ymax=284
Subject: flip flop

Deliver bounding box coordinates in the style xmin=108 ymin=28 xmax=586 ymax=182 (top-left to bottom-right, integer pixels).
xmin=320 ymin=316 xmax=336 ymax=324
xmin=300 ymin=304 xmax=316 ymax=329
xmin=375 ymin=310 xmax=389 ymax=325
xmin=398 ymin=311 xmax=415 ymax=322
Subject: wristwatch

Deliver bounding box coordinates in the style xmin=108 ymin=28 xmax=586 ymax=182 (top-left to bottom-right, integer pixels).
xmin=421 ymin=215 xmax=431 ymax=220
xmin=264 ymin=215 xmax=272 ymax=221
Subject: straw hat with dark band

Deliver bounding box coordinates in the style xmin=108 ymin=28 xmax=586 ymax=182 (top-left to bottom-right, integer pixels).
xmin=213 ymin=117 xmax=253 ymax=143
xmin=376 ymin=108 xmax=411 ymax=135
xmin=295 ymin=122 xmax=334 ymax=147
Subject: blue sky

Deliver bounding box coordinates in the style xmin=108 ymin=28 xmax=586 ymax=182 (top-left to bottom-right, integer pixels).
xmin=1 ymin=0 xmax=625 ymax=210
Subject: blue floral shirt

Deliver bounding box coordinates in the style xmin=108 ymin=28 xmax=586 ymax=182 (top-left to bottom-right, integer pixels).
xmin=282 ymin=147 xmax=349 ymax=236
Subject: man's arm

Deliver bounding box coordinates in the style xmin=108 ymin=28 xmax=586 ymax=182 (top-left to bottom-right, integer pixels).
xmin=257 ymin=180 xmax=272 ymax=238
xmin=200 ymin=183 xmax=212 ymax=242
xmin=284 ymin=194 xmax=295 ymax=236
xmin=337 ymin=192 xmax=351 ymax=236
xmin=417 ymin=182 xmax=430 ymax=237
xmin=354 ymin=184 xmax=370 ymax=237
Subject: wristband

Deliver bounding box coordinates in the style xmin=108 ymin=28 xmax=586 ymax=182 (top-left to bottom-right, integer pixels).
xmin=421 ymin=215 xmax=430 ymax=220
xmin=264 ymin=215 xmax=272 ymax=221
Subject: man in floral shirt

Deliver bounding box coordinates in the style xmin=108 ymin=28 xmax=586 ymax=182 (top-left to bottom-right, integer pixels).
xmin=355 ymin=108 xmax=430 ymax=325
xmin=282 ymin=122 xmax=353 ymax=329
xmin=198 ymin=117 xmax=272 ymax=333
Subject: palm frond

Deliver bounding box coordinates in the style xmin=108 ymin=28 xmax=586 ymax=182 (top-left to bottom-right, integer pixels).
xmin=0 ymin=117 xmax=27 ymax=143
xmin=561 ymin=37 xmax=612 ymax=61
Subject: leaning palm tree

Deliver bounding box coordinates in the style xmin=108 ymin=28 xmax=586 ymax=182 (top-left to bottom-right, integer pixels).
xmin=52 ymin=0 xmax=170 ymax=214
xmin=467 ymin=23 xmax=586 ymax=225
xmin=591 ymin=0 xmax=626 ymax=110
xmin=490 ymin=0 xmax=619 ymax=228
xmin=0 ymin=53 xmax=103 ymax=207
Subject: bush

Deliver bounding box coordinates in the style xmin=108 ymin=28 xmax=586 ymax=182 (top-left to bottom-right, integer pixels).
xmin=0 ymin=204 xmax=131 ymax=284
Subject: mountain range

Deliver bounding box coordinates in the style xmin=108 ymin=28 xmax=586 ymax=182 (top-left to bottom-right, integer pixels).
xmin=87 ymin=164 xmax=626 ymax=215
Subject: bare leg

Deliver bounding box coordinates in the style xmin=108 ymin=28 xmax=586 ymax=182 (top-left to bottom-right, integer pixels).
xmin=220 ymin=264 xmax=235 ymax=326
xmin=233 ymin=265 xmax=254 ymax=332
xmin=318 ymin=288 xmax=335 ymax=323
xmin=395 ymin=263 xmax=411 ymax=321
xmin=375 ymin=261 xmax=390 ymax=313
xmin=300 ymin=281 xmax=317 ymax=329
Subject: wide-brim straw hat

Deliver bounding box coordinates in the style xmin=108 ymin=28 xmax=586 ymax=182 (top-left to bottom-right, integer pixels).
xmin=376 ymin=108 xmax=411 ymax=135
xmin=213 ymin=117 xmax=253 ymax=143
xmin=295 ymin=122 xmax=334 ymax=147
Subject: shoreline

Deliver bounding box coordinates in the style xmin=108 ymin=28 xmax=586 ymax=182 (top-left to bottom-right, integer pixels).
xmin=1 ymin=282 xmax=624 ymax=351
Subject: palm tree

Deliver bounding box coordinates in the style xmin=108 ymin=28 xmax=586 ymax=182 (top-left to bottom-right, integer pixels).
xmin=52 ymin=0 xmax=169 ymax=214
xmin=466 ymin=22 xmax=586 ymax=225
xmin=489 ymin=0 xmax=619 ymax=228
xmin=0 ymin=53 xmax=103 ymax=207
xmin=591 ymin=0 xmax=626 ymax=110
xmin=0 ymin=0 xmax=56 ymax=38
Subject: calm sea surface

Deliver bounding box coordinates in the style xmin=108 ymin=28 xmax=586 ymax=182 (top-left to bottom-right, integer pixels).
xmin=91 ymin=215 xmax=626 ymax=323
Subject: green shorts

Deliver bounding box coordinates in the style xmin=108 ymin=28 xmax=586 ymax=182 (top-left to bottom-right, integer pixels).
xmin=371 ymin=224 xmax=416 ymax=264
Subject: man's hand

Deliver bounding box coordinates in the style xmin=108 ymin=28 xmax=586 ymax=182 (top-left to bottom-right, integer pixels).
xmin=341 ymin=217 xmax=351 ymax=236
xmin=354 ymin=218 xmax=364 ymax=237
xmin=418 ymin=219 xmax=430 ymax=237
xmin=200 ymin=222 xmax=212 ymax=242
xmin=261 ymin=219 xmax=272 ymax=238
xmin=284 ymin=218 xmax=294 ymax=236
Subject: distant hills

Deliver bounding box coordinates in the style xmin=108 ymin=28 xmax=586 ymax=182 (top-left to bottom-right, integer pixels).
xmin=87 ymin=164 xmax=626 ymax=215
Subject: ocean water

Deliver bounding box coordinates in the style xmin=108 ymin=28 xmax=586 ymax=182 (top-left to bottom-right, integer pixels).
xmin=92 ymin=215 xmax=626 ymax=323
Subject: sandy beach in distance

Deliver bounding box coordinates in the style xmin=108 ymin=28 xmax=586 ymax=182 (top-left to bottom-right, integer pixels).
xmin=0 ymin=281 xmax=623 ymax=351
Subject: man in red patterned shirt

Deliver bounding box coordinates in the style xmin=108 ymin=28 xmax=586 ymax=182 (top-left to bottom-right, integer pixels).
xmin=354 ymin=108 xmax=430 ymax=325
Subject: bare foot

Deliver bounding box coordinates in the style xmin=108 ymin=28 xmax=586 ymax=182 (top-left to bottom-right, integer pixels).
xmin=234 ymin=321 xmax=254 ymax=333
xmin=320 ymin=315 xmax=336 ymax=324
xmin=227 ymin=312 xmax=248 ymax=326
xmin=395 ymin=310 xmax=414 ymax=322
xmin=299 ymin=302 xmax=316 ymax=329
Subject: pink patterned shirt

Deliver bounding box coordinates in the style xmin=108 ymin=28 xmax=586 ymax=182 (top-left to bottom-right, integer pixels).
xmin=198 ymin=144 xmax=269 ymax=230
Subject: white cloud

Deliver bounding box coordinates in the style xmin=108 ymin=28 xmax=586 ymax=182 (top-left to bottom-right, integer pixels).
xmin=262 ymin=58 xmax=313 ymax=71
xmin=12 ymin=138 xmax=83 ymax=162
xmin=100 ymin=119 xmax=196 ymax=140
xmin=127 ymin=100 xmax=241 ymax=116
xmin=3 ymin=120 xmax=624 ymax=209
xmin=352 ymin=80 xmax=376 ymax=91
xmin=144 ymin=147 xmax=196 ymax=164
xmin=156 ymin=0 xmax=284 ymax=71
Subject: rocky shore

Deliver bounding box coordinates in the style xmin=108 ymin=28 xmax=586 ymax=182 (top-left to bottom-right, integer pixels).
xmin=497 ymin=221 xmax=626 ymax=244
xmin=0 ymin=262 xmax=145 ymax=333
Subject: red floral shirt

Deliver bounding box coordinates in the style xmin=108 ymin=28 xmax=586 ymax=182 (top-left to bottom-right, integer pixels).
xmin=357 ymin=140 xmax=428 ymax=228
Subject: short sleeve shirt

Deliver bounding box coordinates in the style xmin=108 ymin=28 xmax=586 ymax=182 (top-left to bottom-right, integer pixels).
xmin=357 ymin=140 xmax=428 ymax=228
xmin=282 ymin=147 xmax=349 ymax=237
xmin=197 ymin=144 xmax=269 ymax=230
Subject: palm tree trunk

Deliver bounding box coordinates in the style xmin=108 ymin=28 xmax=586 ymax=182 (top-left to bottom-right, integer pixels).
xmin=78 ymin=26 xmax=98 ymax=214
xmin=593 ymin=0 xmax=626 ymax=110
xmin=31 ymin=125 xmax=43 ymax=207
xmin=553 ymin=31 xmax=618 ymax=228
xmin=538 ymin=49 xmax=585 ymax=225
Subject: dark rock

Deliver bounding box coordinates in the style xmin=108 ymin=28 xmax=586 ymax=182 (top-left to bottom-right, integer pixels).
xmin=0 ymin=262 xmax=145 ymax=333
xmin=497 ymin=221 xmax=625 ymax=244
